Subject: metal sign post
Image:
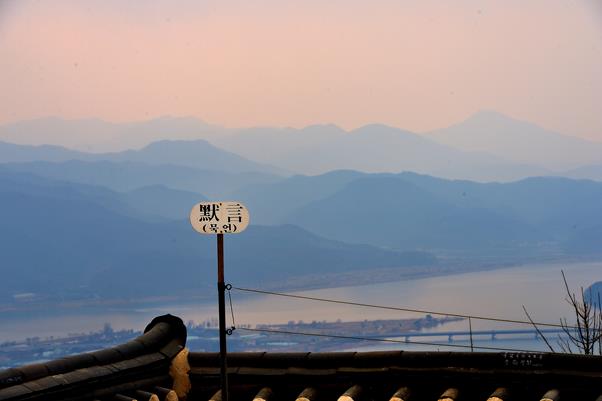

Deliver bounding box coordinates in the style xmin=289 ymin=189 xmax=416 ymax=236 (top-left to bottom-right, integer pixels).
xmin=216 ymin=233 xmax=228 ymax=401
xmin=190 ymin=201 xmax=250 ymax=401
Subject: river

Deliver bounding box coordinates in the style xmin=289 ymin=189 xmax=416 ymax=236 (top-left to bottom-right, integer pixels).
xmin=2 ymin=260 xmax=601 ymax=353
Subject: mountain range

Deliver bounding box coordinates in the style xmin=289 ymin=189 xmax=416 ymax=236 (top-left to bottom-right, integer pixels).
xmin=3 ymin=111 xmax=602 ymax=181
xmin=0 ymin=116 xmax=219 ymax=152
xmin=2 ymin=160 xmax=281 ymax=198
xmin=0 ymin=168 xmax=433 ymax=300
xmin=230 ymin=170 xmax=602 ymax=254
xmin=287 ymin=174 xmax=602 ymax=254
xmin=2 ymin=112 xmax=602 ymax=302
xmin=0 ymin=138 xmax=283 ymax=175
xmin=427 ymin=110 xmax=602 ymax=170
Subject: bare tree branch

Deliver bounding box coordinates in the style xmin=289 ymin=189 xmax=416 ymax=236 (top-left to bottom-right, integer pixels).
xmin=527 ymin=270 xmax=602 ymax=355
xmin=522 ymin=305 xmax=555 ymax=352
xmin=557 ymin=270 xmax=602 ymax=354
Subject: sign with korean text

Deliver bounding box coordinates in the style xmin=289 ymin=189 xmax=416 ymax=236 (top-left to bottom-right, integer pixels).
xmin=190 ymin=201 xmax=250 ymax=234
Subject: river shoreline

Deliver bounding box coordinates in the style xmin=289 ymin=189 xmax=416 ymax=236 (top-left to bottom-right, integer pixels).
xmin=4 ymin=254 xmax=599 ymax=315
xmin=1 ymin=258 xmax=601 ymax=343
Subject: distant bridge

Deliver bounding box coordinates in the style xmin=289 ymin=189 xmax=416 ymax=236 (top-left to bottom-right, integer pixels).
xmin=368 ymin=328 xmax=569 ymax=343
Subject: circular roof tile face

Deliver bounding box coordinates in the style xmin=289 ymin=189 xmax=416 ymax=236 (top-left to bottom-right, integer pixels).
xmin=190 ymin=201 xmax=250 ymax=235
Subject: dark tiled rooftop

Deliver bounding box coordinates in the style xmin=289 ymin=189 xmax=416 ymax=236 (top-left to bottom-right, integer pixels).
xmin=1 ymin=315 xmax=602 ymax=401
xmin=0 ymin=315 xmax=185 ymax=401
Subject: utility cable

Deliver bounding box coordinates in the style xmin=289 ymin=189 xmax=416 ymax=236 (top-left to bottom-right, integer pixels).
xmin=226 ymin=284 xmax=236 ymax=327
xmin=225 ymin=284 xmax=236 ymax=335
xmin=232 ymin=285 xmax=582 ymax=331
xmin=227 ymin=284 xmax=552 ymax=353
xmin=236 ymin=327 xmax=549 ymax=354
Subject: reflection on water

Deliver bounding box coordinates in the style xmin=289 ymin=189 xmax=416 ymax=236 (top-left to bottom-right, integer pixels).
xmin=230 ymin=261 xmax=601 ymax=337
xmin=1 ymin=261 xmax=601 ymax=348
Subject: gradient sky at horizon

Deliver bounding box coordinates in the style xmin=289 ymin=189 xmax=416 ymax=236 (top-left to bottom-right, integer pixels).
xmin=1 ymin=0 xmax=601 ymax=140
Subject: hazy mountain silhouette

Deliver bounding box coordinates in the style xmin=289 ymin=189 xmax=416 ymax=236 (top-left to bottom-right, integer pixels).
xmin=3 ymin=160 xmax=282 ymax=198
xmin=0 ymin=169 xmax=433 ymax=299
xmin=0 ymin=116 xmax=348 ymax=155
xmin=223 ymin=123 xmax=549 ymax=180
xmin=231 ymin=170 xmax=365 ymax=223
xmin=428 ymin=110 xmax=602 ymax=170
xmin=206 ymin=124 xmax=347 ymax=164
xmin=564 ymin=223 xmax=602 ymax=255
xmin=0 ymin=168 xmax=206 ymax=222
xmin=563 ymin=164 xmax=602 ymax=181
xmin=585 ymin=281 xmax=602 ymax=306
xmin=0 ymin=138 xmax=284 ymax=175
xmin=393 ymin=174 xmax=602 ymax=247
xmin=232 ymin=170 xmax=602 ymax=254
xmin=0 ymin=116 xmax=221 ymax=152
xmin=100 ymin=139 xmax=285 ymax=174
xmin=0 ymin=141 xmax=87 ymax=163
xmin=119 ymin=185 xmax=207 ymax=221
xmin=0 ymin=113 xmax=569 ymax=181
xmin=286 ymin=176 xmax=541 ymax=252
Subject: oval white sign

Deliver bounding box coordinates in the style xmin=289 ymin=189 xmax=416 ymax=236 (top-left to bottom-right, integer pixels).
xmin=189 ymin=201 xmax=250 ymax=234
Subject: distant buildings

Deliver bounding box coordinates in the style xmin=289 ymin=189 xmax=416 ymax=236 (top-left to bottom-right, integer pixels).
xmin=2 ymin=315 xmax=602 ymax=401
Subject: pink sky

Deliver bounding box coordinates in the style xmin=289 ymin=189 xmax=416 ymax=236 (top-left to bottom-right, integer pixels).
xmin=1 ymin=0 xmax=601 ymax=140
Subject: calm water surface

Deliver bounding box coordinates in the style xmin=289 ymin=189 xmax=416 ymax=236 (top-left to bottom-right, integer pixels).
xmin=2 ymin=261 xmax=601 ymax=351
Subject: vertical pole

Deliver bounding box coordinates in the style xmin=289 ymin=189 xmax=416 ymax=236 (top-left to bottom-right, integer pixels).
xmin=217 ymin=233 xmax=229 ymax=401
xmin=469 ymin=317 xmax=474 ymax=353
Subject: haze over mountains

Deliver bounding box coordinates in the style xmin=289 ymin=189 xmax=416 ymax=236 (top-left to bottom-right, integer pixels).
xmin=0 ymin=116 xmax=219 ymax=152
xmin=3 ymin=160 xmax=281 ymax=198
xmin=0 ymin=168 xmax=433 ymax=299
xmin=2 ymin=164 xmax=602 ymax=300
xmin=427 ymin=110 xmax=602 ymax=170
xmin=1 ymin=111 xmax=602 ymax=302
xmin=2 ymin=111 xmax=602 ymax=181
xmin=0 ymin=139 xmax=282 ymax=175
xmin=277 ymin=173 xmax=602 ymax=255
